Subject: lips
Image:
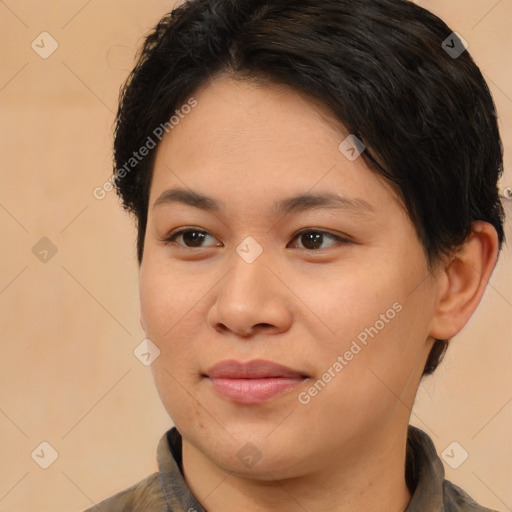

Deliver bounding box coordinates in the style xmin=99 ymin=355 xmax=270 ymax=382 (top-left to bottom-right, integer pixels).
xmin=206 ymin=359 xmax=307 ymax=379
xmin=204 ymin=359 xmax=309 ymax=404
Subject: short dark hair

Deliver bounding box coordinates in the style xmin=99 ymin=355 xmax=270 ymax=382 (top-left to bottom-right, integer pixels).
xmin=113 ymin=0 xmax=506 ymax=375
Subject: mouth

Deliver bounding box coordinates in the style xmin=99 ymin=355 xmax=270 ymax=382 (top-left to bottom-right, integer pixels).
xmin=204 ymin=359 xmax=309 ymax=404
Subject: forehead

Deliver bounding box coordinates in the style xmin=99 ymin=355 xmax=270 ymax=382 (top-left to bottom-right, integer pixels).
xmin=161 ymin=75 xmax=345 ymax=158
xmin=149 ymin=75 xmax=400 ymax=215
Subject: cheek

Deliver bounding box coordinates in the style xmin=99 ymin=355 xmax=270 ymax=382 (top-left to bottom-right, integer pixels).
xmin=141 ymin=267 xmax=205 ymax=421
xmin=336 ymin=287 xmax=436 ymax=412
xmin=304 ymin=258 xmax=433 ymax=381
xmin=139 ymin=258 xmax=197 ymax=338
xmin=150 ymin=359 xmax=207 ymax=435
xmin=303 ymin=303 xmax=427 ymax=434
xmin=139 ymin=261 xmax=210 ymax=378
xmin=299 ymin=263 xmax=403 ymax=344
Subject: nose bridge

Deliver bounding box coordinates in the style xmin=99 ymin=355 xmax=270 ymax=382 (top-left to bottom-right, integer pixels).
xmin=224 ymin=239 xmax=270 ymax=303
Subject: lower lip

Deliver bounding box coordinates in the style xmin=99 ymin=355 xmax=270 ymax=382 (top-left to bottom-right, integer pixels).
xmin=208 ymin=377 xmax=306 ymax=404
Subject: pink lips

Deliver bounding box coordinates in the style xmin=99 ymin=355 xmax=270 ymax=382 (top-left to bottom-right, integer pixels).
xmin=205 ymin=359 xmax=308 ymax=404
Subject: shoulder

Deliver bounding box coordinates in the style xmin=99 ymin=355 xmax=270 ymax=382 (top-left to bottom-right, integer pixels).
xmin=82 ymin=472 xmax=167 ymax=512
xmin=443 ymin=479 xmax=500 ymax=512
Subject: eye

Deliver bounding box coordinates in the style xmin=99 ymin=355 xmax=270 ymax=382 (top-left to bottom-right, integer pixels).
xmin=163 ymin=228 xmax=220 ymax=248
xmin=289 ymin=229 xmax=349 ymax=251
xmin=162 ymin=227 xmax=349 ymax=251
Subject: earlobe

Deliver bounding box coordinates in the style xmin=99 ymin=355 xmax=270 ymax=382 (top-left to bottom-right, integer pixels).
xmin=428 ymin=221 xmax=499 ymax=340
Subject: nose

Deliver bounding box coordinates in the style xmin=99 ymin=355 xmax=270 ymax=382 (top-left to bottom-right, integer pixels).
xmin=207 ymin=248 xmax=293 ymax=338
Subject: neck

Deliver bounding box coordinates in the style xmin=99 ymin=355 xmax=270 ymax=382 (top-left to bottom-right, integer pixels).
xmin=181 ymin=425 xmax=412 ymax=512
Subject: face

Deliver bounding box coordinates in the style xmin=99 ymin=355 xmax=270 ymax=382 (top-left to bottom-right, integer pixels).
xmin=139 ymin=74 xmax=438 ymax=479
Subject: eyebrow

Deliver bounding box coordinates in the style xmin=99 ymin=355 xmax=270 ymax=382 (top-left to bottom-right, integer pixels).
xmin=153 ymin=187 xmax=375 ymax=216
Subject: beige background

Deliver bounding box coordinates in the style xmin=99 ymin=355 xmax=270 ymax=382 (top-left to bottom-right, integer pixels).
xmin=0 ymin=1 xmax=511 ymax=511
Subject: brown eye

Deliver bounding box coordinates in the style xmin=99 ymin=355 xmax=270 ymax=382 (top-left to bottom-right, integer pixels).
xmin=290 ymin=230 xmax=348 ymax=250
xmin=164 ymin=228 xmax=219 ymax=248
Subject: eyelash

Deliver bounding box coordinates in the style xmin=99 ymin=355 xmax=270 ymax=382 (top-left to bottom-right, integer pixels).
xmin=162 ymin=227 xmax=350 ymax=251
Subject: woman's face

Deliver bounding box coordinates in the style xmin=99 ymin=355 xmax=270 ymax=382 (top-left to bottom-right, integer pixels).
xmin=139 ymin=74 xmax=438 ymax=478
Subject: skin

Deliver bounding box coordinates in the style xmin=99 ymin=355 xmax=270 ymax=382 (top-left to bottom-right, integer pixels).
xmin=138 ymin=73 xmax=499 ymax=512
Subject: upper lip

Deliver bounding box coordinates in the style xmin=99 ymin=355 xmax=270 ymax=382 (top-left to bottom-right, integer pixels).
xmin=205 ymin=359 xmax=308 ymax=379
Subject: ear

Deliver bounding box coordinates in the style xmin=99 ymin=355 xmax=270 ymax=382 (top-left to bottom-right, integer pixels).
xmin=428 ymin=221 xmax=499 ymax=340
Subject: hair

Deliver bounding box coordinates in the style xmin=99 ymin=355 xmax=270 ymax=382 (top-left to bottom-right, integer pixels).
xmin=112 ymin=0 xmax=506 ymax=375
